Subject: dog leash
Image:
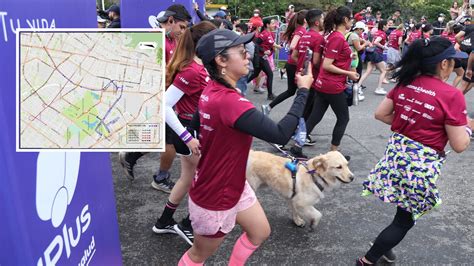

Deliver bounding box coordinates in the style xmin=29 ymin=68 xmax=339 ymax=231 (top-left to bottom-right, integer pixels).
xmin=265 ymin=141 xmax=308 ymax=162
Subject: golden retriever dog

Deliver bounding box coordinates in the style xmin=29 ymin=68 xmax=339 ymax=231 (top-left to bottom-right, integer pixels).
xmin=246 ymin=150 xmax=354 ymax=230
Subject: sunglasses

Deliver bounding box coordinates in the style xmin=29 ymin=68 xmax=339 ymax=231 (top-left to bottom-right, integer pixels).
xmin=223 ymin=49 xmax=248 ymax=59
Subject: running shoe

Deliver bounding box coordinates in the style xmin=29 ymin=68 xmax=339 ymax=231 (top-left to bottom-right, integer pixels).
xmin=304 ymin=135 xmax=317 ymax=146
xmin=254 ymin=87 xmax=265 ymax=94
xmin=369 ymin=241 xmax=396 ymax=263
xmin=267 ymin=94 xmax=275 ymax=100
xmin=174 ymin=220 xmax=194 ymax=246
xmin=151 ymin=174 xmax=175 ymax=193
xmin=261 ymin=104 xmax=271 ymax=115
xmin=118 ymin=152 xmax=143 ymax=180
xmin=358 ymin=89 xmax=365 ymax=101
xmin=152 ymin=218 xmax=177 ymax=234
xmin=289 ymin=146 xmax=308 ymax=159
xmin=374 ymin=88 xmax=387 ymax=95
xmin=355 ymin=258 xmax=372 ymax=266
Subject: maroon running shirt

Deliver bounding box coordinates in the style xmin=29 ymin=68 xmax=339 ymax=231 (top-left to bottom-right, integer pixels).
xmin=387 ymin=75 xmax=467 ymax=153
xmin=441 ymin=31 xmax=457 ymax=45
xmin=388 ymin=29 xmax=403 ymax=50
xmin=374 ymin=29 xmax=387 ymax=53
xmin=173 ymin=61 xmax=209 ymax=120
xmin=315 ymin=31 xmax=352 ymax=94
xmin=296 ymin=29 xmax=325 ymax=89
xmin=258 ymin=29 xmax=275 ymax=56
xmin=407 ymin=30 xmax=421 ymax=44
xmin=165 ymin=36 xmax=177 ymax=64
xmin=287 ymin=25 xmax=306 ymax=65
xmin=189 ymin=80 xmax=255 ymax=210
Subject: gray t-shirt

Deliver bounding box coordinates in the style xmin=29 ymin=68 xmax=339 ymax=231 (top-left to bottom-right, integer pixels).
xmin=347 ymin=32 xmax=360 ymax=51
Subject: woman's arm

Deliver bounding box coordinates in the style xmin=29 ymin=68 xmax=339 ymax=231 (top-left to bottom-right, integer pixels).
xmin=234 ymin=89 xmax=309 ymax=144
xmin=289 ymin=35 xmax=301 ymax=51
xmin=322 ymin=58 xmax=358 ymax=80
xmin=445 ymin=124 xmax=470 ymax=153
xmin=234 ymin=71 xmax=313 ymax=144
xmin=291 ymin=49 xmax=299 ymax=63
xmin=455 ymin=30 xmax=465 ymax=44
xmin=165 ymin=85 xmax=187 ymax=135
xmin=374 ymin=97 xmax=395 ymax=125
xmin=165 ymin=85 xmax=200 ymax=154
xmin=373 ymin=36 xmax=385 ymax=49
xmin=353 ymin=39 xmax=367 ymax=52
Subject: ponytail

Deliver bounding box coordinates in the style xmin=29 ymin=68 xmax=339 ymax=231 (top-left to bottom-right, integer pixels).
xmin=324 ymin=6 xmax=351 ymax=34
xmin=166 ymin=21 xmax=216 ymax=87
xmin=283 ymin=10 xmax=307 ymax=41
xmin=393 ymin=37 xmax=452 ymax=85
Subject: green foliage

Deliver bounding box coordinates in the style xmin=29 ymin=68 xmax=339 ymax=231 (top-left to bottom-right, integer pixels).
xmin=227 ymin=0 xmax=458 ymax=22
xmin=228 ymin=0 xmax=345 ymax=19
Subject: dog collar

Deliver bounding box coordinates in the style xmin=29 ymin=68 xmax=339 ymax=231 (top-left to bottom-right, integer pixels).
xmin=302 ymin=163 xmax=326 ymax=192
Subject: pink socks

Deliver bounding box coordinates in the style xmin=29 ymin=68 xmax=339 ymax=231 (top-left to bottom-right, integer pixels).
xmin=228 ymin=233 xmax=260 ymax=266
xmin=178 ymin=251 xmax=203 ymax=266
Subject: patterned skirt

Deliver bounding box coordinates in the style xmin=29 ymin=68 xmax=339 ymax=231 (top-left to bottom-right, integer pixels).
xmin=362 ymin=133 xmax=446 ymax=220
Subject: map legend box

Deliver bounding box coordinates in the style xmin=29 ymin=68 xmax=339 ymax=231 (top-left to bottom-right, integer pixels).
xmin=17 ymin=29 xmax=165 ymax=152
xmin=126 ymin=123 xmax=160 ymax=144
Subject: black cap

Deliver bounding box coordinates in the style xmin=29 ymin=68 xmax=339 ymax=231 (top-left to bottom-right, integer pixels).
xmin=196 ymin=29 xmax=254 ymax=64
xmin=231 ymin=15 xmax=240 ymax=22
xmin=157 ymin=4 xmax=191 ymax=23
xmin=106 ymin=4 xmax=120 ymax=15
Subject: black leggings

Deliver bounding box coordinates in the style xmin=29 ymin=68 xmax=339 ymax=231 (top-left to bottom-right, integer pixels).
xmin=269 ymin=63 xmax=297 ymax=108
xmin=356 ymin=51 xmax=363 ymax=82
xmin=303 ymin=89 xmax=315 ymax=121
xmin=365 ymin=207 xmax=415 ymax=263
xmin=305 ymin=90 xmax=349 ymax=146
xmin=248 ymin=57 xmax=273 ymax=95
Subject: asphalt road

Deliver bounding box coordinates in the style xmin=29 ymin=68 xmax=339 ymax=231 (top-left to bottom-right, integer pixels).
xmin=111 ymin=70 xmax=474 ymax=265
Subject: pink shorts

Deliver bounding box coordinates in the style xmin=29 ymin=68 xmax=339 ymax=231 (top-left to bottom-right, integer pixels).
xmin=188 ymin=181 xmax=257 ymax=238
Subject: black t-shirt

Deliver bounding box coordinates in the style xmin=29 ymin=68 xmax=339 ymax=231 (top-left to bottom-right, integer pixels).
xmin=107 ymin=18 xmax=121 ymax=28
xmin=460 ymin=25 xmax=474 ymax=53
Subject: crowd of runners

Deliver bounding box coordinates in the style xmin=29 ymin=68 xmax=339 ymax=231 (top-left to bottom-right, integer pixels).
xmin=111 ymin=2 xmax=474 ymax=265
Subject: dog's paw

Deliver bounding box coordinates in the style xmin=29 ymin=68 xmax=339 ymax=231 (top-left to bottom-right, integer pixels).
xmin=293 ymin=217 xmax=306 ymax=227
xmin=309 ymin=219 xmax=319 ymax=231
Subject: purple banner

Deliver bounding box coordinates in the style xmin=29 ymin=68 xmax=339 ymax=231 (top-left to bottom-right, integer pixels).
xmin=0 ymin=0 xmax=122 ymax=265
xmin=121 ymin=0 xmax=206 ymax=28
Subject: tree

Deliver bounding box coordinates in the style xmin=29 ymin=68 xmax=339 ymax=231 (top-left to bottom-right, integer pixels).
xmin=229 ymin=0 xmax=345 ymax=19
xmin=226 ymin=0 xmax=458 ymax=22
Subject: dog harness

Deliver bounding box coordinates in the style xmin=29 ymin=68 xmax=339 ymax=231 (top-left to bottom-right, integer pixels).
xmin=285 ymin=160 xmax=327 ymax=198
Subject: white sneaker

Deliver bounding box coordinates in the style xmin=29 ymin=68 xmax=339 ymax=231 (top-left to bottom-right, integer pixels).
xmin=358 ymin=94 xmax=365 ymax=101
xmin=374 ymin=88 xmax=387 ymax=95
xmin=261 ymin=104 xmax=271 ymax=115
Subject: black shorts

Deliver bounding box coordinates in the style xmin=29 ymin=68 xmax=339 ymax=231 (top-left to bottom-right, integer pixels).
xmin=365 ymin=51 xmax=384 ymax=64
xmin=165 ymin=117 xmax=194 ymax=156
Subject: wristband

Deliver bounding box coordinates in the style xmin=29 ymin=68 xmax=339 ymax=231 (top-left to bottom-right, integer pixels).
xmin=179 ymin=130 xmax=193 ymax=144
xmin=466 ymin=126 xmax=472 ymax=137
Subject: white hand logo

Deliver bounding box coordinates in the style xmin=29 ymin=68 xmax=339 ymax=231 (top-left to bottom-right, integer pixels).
xmin=36 ymin=152 xmax=81 ymax=228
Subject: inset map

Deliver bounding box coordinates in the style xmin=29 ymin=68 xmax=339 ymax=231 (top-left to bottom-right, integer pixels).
xmin=18 ymin=30 xmax=165 ymax=151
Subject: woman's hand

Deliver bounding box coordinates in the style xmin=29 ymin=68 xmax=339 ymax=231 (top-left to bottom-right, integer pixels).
xmin=348 ymin=71 xmax=360 ymax=81
xmin=186 ymin=138 xmax=201 ymax=157
xmin=264 ymin=50 xmax=271 ymax=55
xmin=295 ymin=64 xmax=314 ymax=89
